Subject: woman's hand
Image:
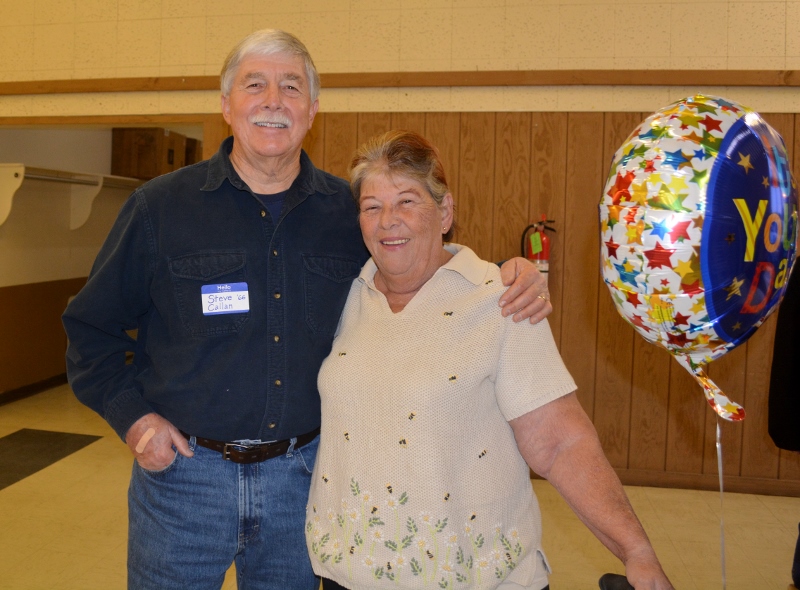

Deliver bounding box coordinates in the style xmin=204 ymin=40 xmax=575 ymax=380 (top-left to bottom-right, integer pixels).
xmin=510 ymin=394 xmax=674 ymax=590
xmin=498 ymin=257 xmax=551 ymax=323
xmin=625 ymin=548 xmax=675 ymax=589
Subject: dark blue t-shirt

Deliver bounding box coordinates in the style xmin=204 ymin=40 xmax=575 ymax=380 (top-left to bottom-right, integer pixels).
xmin=255 ymin=190 xmax=288 ymax=222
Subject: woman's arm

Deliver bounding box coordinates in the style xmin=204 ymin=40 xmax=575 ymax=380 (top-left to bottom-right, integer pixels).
xmin=510 ymin=392 xmax=674 ymax=590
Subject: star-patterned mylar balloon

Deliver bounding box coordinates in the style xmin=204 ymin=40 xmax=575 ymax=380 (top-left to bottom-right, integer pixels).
xmin=600 ymin=95 xmax=798 ymax=421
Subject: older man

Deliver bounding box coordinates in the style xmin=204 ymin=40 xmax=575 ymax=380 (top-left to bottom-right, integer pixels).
xmin=63 ymin=30 xmax=549 ymax=589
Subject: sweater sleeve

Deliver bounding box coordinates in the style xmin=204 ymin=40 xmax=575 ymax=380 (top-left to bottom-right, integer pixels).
xmin=62 ymin=190 xmax=157 ymax=440
xmin=494 ymin=316 xmax=577 ymax=422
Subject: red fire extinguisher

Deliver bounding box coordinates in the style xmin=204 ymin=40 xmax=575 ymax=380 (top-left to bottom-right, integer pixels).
xmin=521 ymin=215 xmax=555 ymax=283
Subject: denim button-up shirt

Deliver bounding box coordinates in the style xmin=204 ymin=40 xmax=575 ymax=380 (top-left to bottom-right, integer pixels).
xmin=63 ymin=137 xmax=368 ymax=442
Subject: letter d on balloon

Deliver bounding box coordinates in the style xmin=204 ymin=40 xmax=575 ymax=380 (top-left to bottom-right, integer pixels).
xmin=740 ymin=261 xmax=775 ymax=314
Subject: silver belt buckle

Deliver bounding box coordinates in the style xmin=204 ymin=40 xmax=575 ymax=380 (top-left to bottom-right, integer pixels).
xmin=222 ymin=442 xmax=253 ymax=461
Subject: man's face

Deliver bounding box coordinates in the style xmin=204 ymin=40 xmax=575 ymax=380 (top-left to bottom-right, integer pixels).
xmin=221 ymin=52 xmax=319 ymax=167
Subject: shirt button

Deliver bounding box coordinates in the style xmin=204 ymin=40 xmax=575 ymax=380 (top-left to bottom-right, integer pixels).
xmin=274 ymin=292 xmax=281 ymax=299
xmin=261 ymin=210 xmax=266 ymax=217
xmin=275 ymin=380 xmax=282 ymax=386
xmin=268 ymin=422 xmax=276 ymax=429
xmin=274 ymin=335 xmax=280 ymax=343
xmin=272 ymin=249 xmax=278 ymax=256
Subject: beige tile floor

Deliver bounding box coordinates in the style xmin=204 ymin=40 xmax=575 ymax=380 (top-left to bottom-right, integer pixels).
xmin=0 ymin=384 xmax=797 ymax=589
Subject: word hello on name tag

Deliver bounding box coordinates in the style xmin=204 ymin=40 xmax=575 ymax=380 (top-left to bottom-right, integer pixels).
xmin=201 ymin=282 xmax=250 ymax=315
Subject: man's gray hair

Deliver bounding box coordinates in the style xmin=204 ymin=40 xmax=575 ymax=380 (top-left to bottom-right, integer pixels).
xmin=220 ymin=29 xmax=320 ymax=101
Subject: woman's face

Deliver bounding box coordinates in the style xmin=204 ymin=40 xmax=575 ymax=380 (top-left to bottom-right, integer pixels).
xmin=358 ymin=172 xmax=453 ymax=285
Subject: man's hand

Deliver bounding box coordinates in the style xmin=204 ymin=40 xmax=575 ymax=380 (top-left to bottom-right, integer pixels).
xmin=125 ymin=412 xmax=193 ymax=471
xmin=498 ymin=257 xmax=552 ymax=324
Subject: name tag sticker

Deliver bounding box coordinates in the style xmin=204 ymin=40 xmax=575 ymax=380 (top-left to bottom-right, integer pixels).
xmin=202 ymin=282 xmax=250 ymax=315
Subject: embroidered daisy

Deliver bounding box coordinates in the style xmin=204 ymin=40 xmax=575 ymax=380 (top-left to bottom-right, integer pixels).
xmin=385 ymin=497 xmax=399 ymax=511
xmin=341 ymin=499 xmax=349 ymax=510
xmin=326 ymin=509 xmax=336 ymax=522
xmin=416 ymin=538 xmax=429 ymax=551
xmin=477 ymin=556 xmax=491 ymax=570
xmin=419 ymin=511 xmax=433 ymax=524
xmin=464 ymin=522 xmax=474 ymax=535
xmin=361 ymin=491 xmax=373 ymax=504
xmin=371 ymin=529 xmax=384 ymax=542
xmin=489 ymin=549 xmax=503 ymax=564
xmin=508 ymin=528 xmax=520 ymax=541
xmin=439 ymin=561 xmax=456 ymax=574
xmin=347 ymin=507 xmax=361 ymax=522
xmin=391 ymin=554 xmax=408 ymax=569
xmin=332 ymin=539 xmax=342 ymax=551
xmin=445 ymin=532 xmax=459 ymax=547
xmin=362 ymin=555 xmax=376 ymax=568
xmin=494 ymin=523 xmax=503 ymax=535
xmin=312 ymin=528 xmax=323 ymax=541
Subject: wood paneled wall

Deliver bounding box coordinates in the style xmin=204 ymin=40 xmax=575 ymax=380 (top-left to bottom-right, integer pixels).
xmin=302 ymin=111 xmax=800 ymax=496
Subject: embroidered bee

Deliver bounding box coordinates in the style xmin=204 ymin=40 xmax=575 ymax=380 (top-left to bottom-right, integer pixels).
xmin=349 ymin=546 xmax=355 ymax=555
xmin=408 ymin=412 xmax=416 ymax=420
xmin=448 ymin=375 xmax=457 ymax=381
xmin=443 ymin=311 xmax=454 ymax=316
xmin=470 ymin=513 xmax=477 ymax=521
xmin=444 ymin=493 xmax=450 ymax=502
xmin=386 ymin=484 xmax=393 ymax=494
xmin=371 ymin=506 xmax=378 ymax=514
xmin=426 ymin=550 xmax=435 ymax=560
xmin=485 ymin=279 xmax=494 ymax=285
xmin=344 ymin=432 xmax=350 ymax=441
xmin=338 ymin=351 xmax=347 ymax=357
xmin=322 ymin=474 xmax=329 ymax=483
xmin=505 ymin=552 xmax=513 ymax=563
xmin=399 ymin=439 xmax=407 ymax=447
xmin=478 ymin=449 xmax=487 ymax=459
xmin=386 ymin=562 xmax=393 ymax=571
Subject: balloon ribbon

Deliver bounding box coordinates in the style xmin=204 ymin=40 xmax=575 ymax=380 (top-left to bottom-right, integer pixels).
xmin=676 ymin=356 xmax=746 ymax=421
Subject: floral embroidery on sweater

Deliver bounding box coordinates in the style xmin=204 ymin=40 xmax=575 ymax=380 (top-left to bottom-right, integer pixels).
xmin=307 ymin=478 xmax=524 ymax=588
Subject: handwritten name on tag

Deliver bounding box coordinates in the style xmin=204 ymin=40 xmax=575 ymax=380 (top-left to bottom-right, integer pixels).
xmin=201 ymin=282 xmax=250 ymax=315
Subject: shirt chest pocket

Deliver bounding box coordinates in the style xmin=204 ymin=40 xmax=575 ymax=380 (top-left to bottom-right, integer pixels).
xmin=303 ymin=255 xmax=362 ymax=335
xmin=169 ymin=251 xmax=248 ymax=337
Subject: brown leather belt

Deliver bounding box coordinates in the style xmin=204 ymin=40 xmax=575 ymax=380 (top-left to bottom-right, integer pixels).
xmin=181 ymin=427 xmax=319 ymax=464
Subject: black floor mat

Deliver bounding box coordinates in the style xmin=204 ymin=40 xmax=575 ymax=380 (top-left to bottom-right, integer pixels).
xmin=0 ymin=428 xmax=101 ymax=490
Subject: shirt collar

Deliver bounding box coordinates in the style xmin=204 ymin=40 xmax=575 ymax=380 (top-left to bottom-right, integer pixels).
xmin=358 ymin=243 xmax=489 ymax=290
xmin=201 ymin=136 xmax=338 ymax=198
xmin=440 ymin=244 xmax=489 ymax=285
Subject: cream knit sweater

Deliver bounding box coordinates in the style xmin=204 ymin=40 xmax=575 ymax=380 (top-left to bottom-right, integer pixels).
xmin=306 ymin=245 xmax=576 ymax=590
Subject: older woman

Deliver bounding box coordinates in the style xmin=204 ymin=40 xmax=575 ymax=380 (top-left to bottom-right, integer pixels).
xmin=305 ymin=131 xmax=673 ymax=590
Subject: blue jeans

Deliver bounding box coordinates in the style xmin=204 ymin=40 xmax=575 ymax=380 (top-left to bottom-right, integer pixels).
xmin=128 ymin=435 xmax=320 ymax=590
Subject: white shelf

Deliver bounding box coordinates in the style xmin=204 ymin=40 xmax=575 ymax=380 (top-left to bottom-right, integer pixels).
xmin=0 ymin=163 xmax=142 ymax=229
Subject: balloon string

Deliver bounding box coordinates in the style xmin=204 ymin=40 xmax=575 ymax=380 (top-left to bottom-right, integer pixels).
xmin=716 ymin=419 xmax=727 ymax=590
